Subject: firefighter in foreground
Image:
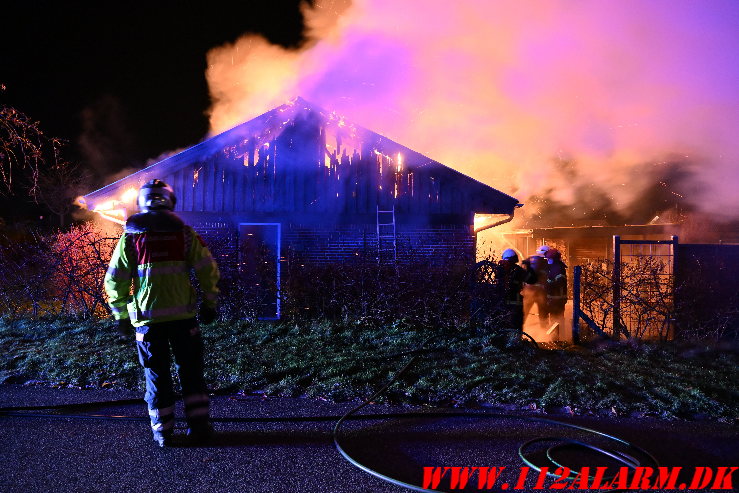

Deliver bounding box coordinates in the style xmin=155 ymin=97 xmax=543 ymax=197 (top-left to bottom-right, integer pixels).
xmin=493 ymin=249 xmax=536 ymax=342
xmin=104 ymin=179 xmax=220 ymax=447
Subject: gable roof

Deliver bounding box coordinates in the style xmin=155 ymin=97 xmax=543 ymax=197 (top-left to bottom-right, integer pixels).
xmin=83 ymin=97 xmax=519 ymax=219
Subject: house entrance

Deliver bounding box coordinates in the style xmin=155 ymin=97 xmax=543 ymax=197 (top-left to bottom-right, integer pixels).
xmin=238 ymin=223 xmax=281 ymax=319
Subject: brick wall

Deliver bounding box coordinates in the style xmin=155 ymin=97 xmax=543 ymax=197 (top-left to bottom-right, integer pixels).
xmin=190 ymin=221 xmax=239 ymax=273
xmin=283 ymin=224 xmax=474 ymax=265
xmin=189 ymin=221 xmax=475 ymax=273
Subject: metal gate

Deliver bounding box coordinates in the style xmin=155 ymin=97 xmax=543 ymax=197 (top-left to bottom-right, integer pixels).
xmin=572 ymin=235 xmax=678 ymax=342
xmin=613 ymin=235 xmax=678 ymax=340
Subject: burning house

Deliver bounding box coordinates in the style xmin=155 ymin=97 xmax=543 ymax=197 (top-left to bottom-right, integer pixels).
xmin=82 ymin=98 xmax=519 ymax=318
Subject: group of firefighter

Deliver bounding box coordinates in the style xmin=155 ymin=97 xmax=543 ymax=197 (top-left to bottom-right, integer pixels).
xmin=103 ymin=178 xmax=570 ymax=447
xmin=486 ymin=244 xmax=568 ymax=343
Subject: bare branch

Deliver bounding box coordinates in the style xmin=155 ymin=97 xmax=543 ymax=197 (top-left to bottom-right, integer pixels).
xmin=0 ymin=100 xmax=68 ymax=200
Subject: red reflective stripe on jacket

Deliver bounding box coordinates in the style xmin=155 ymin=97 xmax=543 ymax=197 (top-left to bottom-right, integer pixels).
xmin=133 ymin=232 xmax=186 ymax=264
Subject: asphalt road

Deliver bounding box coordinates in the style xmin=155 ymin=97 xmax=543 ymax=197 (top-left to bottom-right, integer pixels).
xmin=0 ymin=385 xmax=737 ymax=492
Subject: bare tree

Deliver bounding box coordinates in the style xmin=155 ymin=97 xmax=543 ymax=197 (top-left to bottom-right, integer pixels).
xmin=580 ymin=257 xmax=675 ymax=341
xmin=0 ymin=100 xmax=58 ymax=198
xmin=0 ymin=221 xmax=119 ymax=320
xmin=1 ymin=85 xmax=86 ymax=225
xmin=37 ymin=160 xmax=91 ymax=227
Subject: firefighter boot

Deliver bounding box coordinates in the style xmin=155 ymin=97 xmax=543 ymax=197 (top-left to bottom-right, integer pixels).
xmin=186 ymin=422 xmax=214 ymax=444
xmin=153 ymin=429 xmax=174 ymax=448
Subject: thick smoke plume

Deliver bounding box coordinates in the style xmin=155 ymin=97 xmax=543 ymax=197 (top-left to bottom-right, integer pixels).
xmin=206 ymin=0 xmax=739 ymax=221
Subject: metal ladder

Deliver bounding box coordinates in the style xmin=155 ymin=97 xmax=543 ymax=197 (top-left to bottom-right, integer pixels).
xmin=376 ymin=205 xmax=397 ymax=263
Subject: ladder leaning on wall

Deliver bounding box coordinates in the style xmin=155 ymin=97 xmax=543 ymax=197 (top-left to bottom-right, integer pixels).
xmin=376 ymin=205 xmax=397 ymax=263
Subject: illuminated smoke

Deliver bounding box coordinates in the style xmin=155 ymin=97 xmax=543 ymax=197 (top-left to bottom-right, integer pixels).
xmin=205 ymin=0 xmax=739 ymax=220
xmin=78 ymin=95 xmax=139 ymax=179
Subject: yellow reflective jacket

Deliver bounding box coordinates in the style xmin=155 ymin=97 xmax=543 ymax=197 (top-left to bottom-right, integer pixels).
xmin=104 ymin=210 xmax=220 ymax=327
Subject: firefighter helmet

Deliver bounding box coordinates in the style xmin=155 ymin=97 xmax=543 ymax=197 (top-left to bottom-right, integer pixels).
xmin=501 ymin=248 xmax=519 ymax=263
xmin=545 ymin=248 xmax=562 ymax=261
xmin=536 ymin=245 xmax=550 ymax=257
xmin=138 ymin=179 xmax=176 ymax=212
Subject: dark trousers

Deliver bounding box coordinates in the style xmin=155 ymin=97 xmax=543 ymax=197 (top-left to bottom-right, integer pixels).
xmin=484 ymin=302 xmax=525 ymax=347
xmin=546 ymin=299 xmax=566 ymax=340
xmin=509 ymin=304 xmax=524 ymax=334
xmin=523 ymin=285 xmax=548 ymax=330
xmin=135 ymin=318 xmax=210 ymax=435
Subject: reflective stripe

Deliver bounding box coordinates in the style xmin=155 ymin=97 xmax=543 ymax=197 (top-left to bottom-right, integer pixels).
xmin=151 ymin=421 xmax=174 ymax=432
xmin=183 ymin=394 xmax=209 ymax=406
xmin=137 ymin=264 xmax=188 ymax=277
xmin=110 ymin=304 xmax=128 ymax=315
xmin=193 ymin=255 xmax=215 ymax=271
xmin=136 ymin=332 xmax=145 ymax=342
xmin=106 ymin=266 xmax=131 ymax=281
xmin=149 ymin=405 xmax=175 ymax=418
xmin=184 ymin=393 xmax=209 ymax=419
xmin=185 ymin=407 xmax=209 ymax=418
xmin=137 ymin=304 xmax=196 ymax=319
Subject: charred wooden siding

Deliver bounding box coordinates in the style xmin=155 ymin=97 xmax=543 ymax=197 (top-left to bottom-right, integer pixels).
xmin=151 ymin=112 xmax=508 ymax=222
xmin=84 ymin=98 xmax=517 ymax=270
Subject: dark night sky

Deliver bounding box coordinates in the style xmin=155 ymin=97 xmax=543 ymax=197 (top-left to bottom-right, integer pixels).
xmin=3 ymin=1 xmax=738 ymax=227
xmin=2 ymin=1 xmax=309 ymax=182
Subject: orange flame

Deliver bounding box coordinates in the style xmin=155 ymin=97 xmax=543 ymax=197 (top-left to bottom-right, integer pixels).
xmin=121 ymin=187 xmax=138 ymax=203
xmin=91 ymin=186 xmax=139 ymax=225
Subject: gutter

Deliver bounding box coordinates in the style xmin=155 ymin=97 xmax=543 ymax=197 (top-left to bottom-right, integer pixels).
xmin=473 ymin=203 xmax=522 ymax=235
xmin=474 ymin=213 xmax=514 ymax=234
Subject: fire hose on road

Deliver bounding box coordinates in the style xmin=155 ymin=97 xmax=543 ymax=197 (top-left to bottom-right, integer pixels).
xmin=0 ymin=334 xmax=659 ymax=493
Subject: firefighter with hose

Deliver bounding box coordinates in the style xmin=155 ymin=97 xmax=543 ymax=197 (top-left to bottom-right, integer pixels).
xmin=493 ymin=249 xmax=536 ymax=343
xmin=104 ymin=179 xmax=220 ymax=447
xmin=523 ymin=248 xmax=550 ymax=332
xmin=544 ymin=248 xmax=568 ymax=340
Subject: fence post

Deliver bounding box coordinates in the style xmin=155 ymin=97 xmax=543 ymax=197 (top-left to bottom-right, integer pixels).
xmin=669 ymin=235 xmax=679 ymax=340
xmin=612 ymin=235 xmax=621 ymax=339
xmin=572 ymin=265 xmax=581 ymax=344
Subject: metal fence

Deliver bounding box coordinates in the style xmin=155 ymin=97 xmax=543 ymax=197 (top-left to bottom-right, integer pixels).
xmin=572 ymin=235 xmax=677 ymax=342
xmin=674 ymin=243 xmax=739 ymax=340
xmin=613 ymin=235 xmax=677 ymax=340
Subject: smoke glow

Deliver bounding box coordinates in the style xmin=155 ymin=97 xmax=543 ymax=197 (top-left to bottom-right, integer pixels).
xmin=206 ymin=0 xmax=739 ymax=220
